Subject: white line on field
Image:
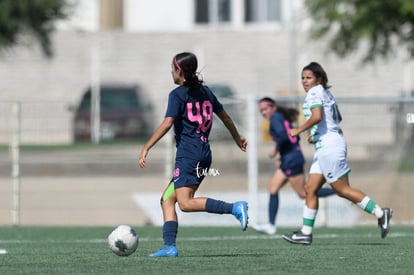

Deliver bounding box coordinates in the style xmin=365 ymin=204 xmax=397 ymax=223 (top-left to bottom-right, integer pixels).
xmin=0 ymin=232 xmax=412 ymax=244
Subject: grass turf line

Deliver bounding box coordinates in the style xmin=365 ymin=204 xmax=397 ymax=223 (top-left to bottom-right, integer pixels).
xmin=0 ymin=226 xmax=412 ymax=275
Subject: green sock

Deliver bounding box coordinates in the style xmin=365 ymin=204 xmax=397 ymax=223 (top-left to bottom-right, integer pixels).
xmin=356 ymin=196 xmax=383 ymax=218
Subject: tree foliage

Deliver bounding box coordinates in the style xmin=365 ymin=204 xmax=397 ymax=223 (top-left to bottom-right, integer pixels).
xmin=305 ymin=0 xmax=414 ymax=62
xmin=0 ymin=0 xmax=71 ymax=57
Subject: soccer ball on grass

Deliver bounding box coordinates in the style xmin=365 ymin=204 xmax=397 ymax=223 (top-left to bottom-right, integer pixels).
xmin=108 ymin=225 xmax=139 ymax=256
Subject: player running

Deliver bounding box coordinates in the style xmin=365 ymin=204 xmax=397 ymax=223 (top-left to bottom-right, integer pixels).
xmin=138 ymin=52 xmax=248 ymax=257
xmin=282 ymin=62 xmax=392 ymax=245
xmin=252 ymin=97 xmax=335 ymax=235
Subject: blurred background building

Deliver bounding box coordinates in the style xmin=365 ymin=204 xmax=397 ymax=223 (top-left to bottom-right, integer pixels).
xmin=0 ymin=0 xmax=412 ymax=144
xmin=0 ymin=0 xmax=412 ymax=226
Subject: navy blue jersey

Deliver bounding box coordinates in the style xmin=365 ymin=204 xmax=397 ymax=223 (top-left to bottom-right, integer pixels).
xmin=165 ymin=85 xmax=223 ymax=147
xmin=269 ymin=112 xmax=299 ymax=154
xmin=165 ymin=85 xmax=223 ymax=188
xmin=269 ymin=111 xmax=304 ymax=173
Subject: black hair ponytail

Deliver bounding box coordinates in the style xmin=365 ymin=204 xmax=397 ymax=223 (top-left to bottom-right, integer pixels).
xmin=302 ymin=62 xmax=331 ymax=89
xmin=173 ymin=52 xmax=203 ymax=90
xmin=258 ymin=97 xmax=299 ymax=123
xmin=277 ymin=106 xmax=299 ymax=124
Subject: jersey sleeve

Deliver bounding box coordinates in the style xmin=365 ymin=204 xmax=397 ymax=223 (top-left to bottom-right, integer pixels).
xmin=204 ymin=86 xmax=224 ymax=114
xmin=307 ymin=85 xmax=323 ymax=109
xmin=165 ymin=91 xmax=181 ymax=118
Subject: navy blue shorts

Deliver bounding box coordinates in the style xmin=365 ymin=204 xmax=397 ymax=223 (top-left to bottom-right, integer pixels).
xmin=280 ymin=156 xmax=304 ymax=177
xmin=172 ymin=143 xmax=212 ymax=188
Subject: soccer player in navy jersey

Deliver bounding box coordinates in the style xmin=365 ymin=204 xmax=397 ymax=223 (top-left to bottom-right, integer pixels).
xmin=252 ymin=97 xmax=335 ymax=235
xmin=138 ymin=52 xmax=248 ymax=257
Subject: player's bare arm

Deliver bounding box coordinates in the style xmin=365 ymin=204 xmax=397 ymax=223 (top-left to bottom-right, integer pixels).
xmin=290 ymin=107 xmax=322 ymax=137
xmin=268 ymin=147 xmax=278 ymax=159
xmin=216 ymin=110 xmax=247 ymax=152
xmin=138 ymin=117 xmax=174 ymax=168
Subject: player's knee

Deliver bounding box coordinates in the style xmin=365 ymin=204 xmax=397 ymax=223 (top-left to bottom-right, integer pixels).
xmin=304 ymin=184 xmax=316 ymax=196
xmin=177 ymin=201 xmax=192 ymax=212
xmin=297 ymin=191 xmax=306 ymax=199
xmin=178 ymin=204 xmax=190 ymax=212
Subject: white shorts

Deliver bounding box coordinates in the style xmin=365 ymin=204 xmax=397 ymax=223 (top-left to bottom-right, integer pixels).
xmin=309 ymin=133 xmax=351 ymax=184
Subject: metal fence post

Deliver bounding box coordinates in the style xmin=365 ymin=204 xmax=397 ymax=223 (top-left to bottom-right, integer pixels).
xmin=247 ymin=94 xmax=259 ymax=226
xmin=11 ymin=102 xmax=21 ymax=226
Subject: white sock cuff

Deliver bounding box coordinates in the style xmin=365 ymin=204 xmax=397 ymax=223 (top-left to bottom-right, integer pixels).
xmin=303 ymin=206 xmax=318 ymax=220
xmin=356 ymin=196 xmax=370 ymax=209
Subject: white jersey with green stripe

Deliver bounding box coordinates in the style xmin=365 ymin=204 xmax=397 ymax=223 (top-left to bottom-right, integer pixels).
xmin=302 ymin=84 xmax=342 ymax=149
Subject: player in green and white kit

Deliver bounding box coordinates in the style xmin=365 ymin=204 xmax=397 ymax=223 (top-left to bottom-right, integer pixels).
xmin=283 ymin=62 xmax=392 ymax=245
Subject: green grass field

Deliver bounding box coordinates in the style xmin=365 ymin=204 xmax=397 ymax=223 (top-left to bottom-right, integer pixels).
xmin=0 ymin=226 xmax=412 ymax=274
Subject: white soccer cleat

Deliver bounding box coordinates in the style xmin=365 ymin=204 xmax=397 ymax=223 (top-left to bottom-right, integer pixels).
xmin=252 ymin=223 xmax=277 ymax=235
